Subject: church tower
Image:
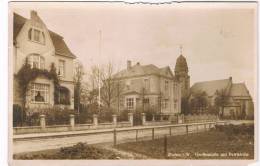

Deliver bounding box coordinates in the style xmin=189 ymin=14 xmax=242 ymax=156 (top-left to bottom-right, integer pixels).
xmin=174 ymin=46 xmax=190 ymax=98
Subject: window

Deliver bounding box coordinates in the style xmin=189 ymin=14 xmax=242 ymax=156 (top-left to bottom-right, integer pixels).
xmin=165 ymin=80 xmax=169 ymax=91
xmin=144 ymin=78 xmax=150 ymax=91
xmin=162 ymin=99 xmax=168 ymax=109
xmin=34 ymin=29 xmax=40 ymax=42
xmin=174 ymin=99 xmax=178 ymax=109
xmin=28 ymin=28 xmax=32 ymax=40
xmin=28 ymin=54 xmax=45 ymax=69
xmin=143 ymin=98 xmax=149 ymax=104
xmin=58 ymin=86 xmax=70 ymax=105
xmin=58 ymin=60 xmax=65 ymax=76
xmin=28 ymin=28 xmax=45 ymax=44
xmin=126 ymin=98 xmax=134 ymax=110
xmin=30 ymin=83 xmax=49 ymax=103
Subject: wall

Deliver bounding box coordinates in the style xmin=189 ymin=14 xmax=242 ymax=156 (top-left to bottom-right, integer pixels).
xmin=13 ymin=121 xmax=132 ymax=135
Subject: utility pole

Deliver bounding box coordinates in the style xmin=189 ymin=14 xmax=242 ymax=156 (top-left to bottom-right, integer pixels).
xmin=98 ymin=30 xmax=102 ymax=112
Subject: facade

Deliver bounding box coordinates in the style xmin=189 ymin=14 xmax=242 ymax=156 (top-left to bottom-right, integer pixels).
xmin=190 ymin=77 xmax=254 ymax=119
xmin=13 ymin=11 xmax=76 ymax=112
xmin=112 ymin=60 xmax=181 ymax=115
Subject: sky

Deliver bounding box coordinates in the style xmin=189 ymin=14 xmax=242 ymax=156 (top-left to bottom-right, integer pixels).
xmin=11 ymin=2 xmax=257 ymax=100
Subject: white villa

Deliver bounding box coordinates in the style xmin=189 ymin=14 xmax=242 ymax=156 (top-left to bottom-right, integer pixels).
xmin=13 ymin=11 xmax=76 ymax=112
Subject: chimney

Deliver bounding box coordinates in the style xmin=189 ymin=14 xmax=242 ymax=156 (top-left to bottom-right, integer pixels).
xmin=31 ymin=10 xmax=38 ymax=19
xmin=127 ymin=60 xmax=132 ymax=70
xmin=229 ymin=76 xmax=232 ymax=81
xmin=136 ymin=62 xmax=140 ymax=66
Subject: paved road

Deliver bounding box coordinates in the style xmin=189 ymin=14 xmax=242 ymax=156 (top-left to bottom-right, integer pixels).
xmin=13 ymin=122 xmax=218 ymax=154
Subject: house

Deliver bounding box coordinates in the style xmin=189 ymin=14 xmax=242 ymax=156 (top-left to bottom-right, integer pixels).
xmin=190 ymin=77 xmax=254 ymax=119
xmin=13 ymin=11 xmax=76 ymax=112
xmin=111 ymin=60 xmax=181 ymax=115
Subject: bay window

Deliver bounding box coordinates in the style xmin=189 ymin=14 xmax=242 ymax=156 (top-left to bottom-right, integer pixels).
xmin=30 ymin=83 xmax=50 ymax=103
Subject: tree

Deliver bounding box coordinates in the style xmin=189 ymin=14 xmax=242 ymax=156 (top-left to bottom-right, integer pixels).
xmin=73 ymin=61 xmax=85 ymax=113
xmin=214 ymin=89 xmax=229 ymax=118
xmin=181 ymin=97 xmax=190 ymax=115
xmin=88 ymin=62 xmax=123 ymax=111
xmin=190 ymin=91 xmax=208 ymax=114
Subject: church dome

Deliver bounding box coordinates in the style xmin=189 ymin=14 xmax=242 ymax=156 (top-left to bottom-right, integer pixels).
xmin=175 ymin=54 xmax=188 ymax=73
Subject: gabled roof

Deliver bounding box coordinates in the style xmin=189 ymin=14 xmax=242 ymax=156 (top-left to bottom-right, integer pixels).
xmin=13 ymin=13 xmax=76 ymax=59
xmin=230 ymin=83 xmax=251 ymax=97
xmin=113 ymin=63 xmax=174 ymax=79
xmin=191 ymin=78 xmax=231 ymax=96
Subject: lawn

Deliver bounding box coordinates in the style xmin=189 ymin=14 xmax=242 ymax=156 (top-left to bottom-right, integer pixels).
xmin=116 ymin=124 xmax=254 ymax=159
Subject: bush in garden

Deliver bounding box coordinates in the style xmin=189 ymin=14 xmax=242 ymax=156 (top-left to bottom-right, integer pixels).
xmin=45 ymin=107 xmax=75 ymax=125
xmin=13 ymin=104 xmax=26 ymax=127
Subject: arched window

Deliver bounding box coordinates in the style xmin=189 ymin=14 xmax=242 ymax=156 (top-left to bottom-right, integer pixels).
xmin=28 ymin=54 xmax=45 ymax=69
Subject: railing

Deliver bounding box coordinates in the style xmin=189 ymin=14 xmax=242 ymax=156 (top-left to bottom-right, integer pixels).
xmin=112 ymin=121 xmax=227 ymax=146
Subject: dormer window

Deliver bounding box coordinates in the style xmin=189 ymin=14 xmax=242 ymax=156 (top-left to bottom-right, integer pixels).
xmin=28 ymin=54 xmax=45 ymax=69
xmin=28 ymin=28 xmax=45 ymax=44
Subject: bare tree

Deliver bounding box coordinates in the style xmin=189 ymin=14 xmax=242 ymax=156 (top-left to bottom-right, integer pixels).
xmin=88 ymin=62 xmax=123 ymax=111
xmin=73 ymin=60 xmax=85 ymax=113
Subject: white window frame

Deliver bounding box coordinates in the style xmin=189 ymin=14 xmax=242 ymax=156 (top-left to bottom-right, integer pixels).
xmin=58 ymin=60 xmax=65 ymax=77
xmin=28 ymin=27 xmax=46 ymax=44
xmin=30 ymin=83 xmax=50 ymax=104
xmin=161 ymin=99 xmax=168 ymax=109
xmin=126 ymin=98 xmax=134 ymax=110
xmin=28 ymin=54 xmax=45 ymax=69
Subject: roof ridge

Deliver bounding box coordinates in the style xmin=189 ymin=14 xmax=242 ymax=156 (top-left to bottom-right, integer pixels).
xmin=194 ymin=78 xmax=230 ymax=85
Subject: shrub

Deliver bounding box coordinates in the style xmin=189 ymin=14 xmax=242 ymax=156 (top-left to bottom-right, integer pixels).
xmin=14 ymin=142 xmax=120 ymax=159
xmin=13 ymin=104 xmax=26 ymax=127
xmin=45 ymin=107 xmax=75 ymax=125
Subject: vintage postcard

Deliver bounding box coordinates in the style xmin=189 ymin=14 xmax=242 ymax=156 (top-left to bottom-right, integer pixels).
xmin=9 ymin=1 xmax=258 ymax=166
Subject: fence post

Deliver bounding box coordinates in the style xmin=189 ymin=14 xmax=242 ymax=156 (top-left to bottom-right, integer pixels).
xmin=186 ymin=124 xmax=188 ymax=134
xmin=152 ymin=128 xmax=155 ymax=140
xmin=128 ymin=113 xmax=133 ymax=126
xmin=141 ymin=113 xmax=146 ymax=125
xmin=40 ymin=114 xmax=46 ymax=130
xmin=93 ymin=114 xmax=98 ymax=126
xmin=164 ymin=135 xmax=168 ymax=158
xmin=112 ymin=114 xmax=117 ymax=126
xmin=69 ymin=114 xmax=75 ymax=130
xmin=113 ymin=129 xmax=117 ymax=146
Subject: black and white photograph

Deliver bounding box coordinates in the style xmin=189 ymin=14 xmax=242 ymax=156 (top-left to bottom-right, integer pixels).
xmin=8 ymin=1 xmax=257 ymax=165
